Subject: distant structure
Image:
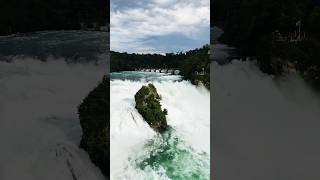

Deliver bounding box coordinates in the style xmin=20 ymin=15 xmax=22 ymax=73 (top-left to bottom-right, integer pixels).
xmin=195 ymin=67 xmax=206 ymax=75
xmin=138 ymin=68 xmax=180 ymax=75
xmin=272 ymin=20 xmax=306 ymax=43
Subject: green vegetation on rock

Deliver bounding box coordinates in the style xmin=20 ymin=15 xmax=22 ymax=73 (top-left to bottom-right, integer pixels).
xmin=78 ymin=75 xmax=109 ymax=178
xmin=135 ymin=84 xmax=168 ymax=132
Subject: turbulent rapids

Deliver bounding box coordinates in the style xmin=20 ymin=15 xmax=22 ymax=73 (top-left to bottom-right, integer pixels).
xmin=110 ymin=72 xmax=210 ymax=180
xmin=212 ymin=59 xmax=320 ymax=179
xmin=0 ymin=59 xmax=107 ymax=180
xmin=0 ymin=31 xmax=108 ymax=180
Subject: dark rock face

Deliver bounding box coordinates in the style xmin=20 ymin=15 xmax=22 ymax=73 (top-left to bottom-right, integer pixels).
xmin=134 ymin=83 xmax=168 ymax=132
xmin=78 ymin=75 xmax=109 ymax=178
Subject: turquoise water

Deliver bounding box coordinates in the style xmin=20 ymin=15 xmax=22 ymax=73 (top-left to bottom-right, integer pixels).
xmin=111 ymin=71 xmax=182 ymax=82
xmin=110 ymin=71 xmax=210 ymax=180
xmin=134 ymin=128 xmax=210 ymax=180
xmin=0 ymin=31 xmax=210 ymax=179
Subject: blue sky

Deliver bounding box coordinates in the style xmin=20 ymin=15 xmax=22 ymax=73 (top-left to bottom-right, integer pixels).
xmin=110 ymin=0 xmax=210 ymax=54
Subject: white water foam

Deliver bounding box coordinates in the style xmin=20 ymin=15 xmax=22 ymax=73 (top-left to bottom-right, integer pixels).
xmin=110 ymin=79 xmax=210 ymax=179
xmin=0 ymin=58 xmax=106 ymax=180
xmin=213 ymin=60 xmax=320 ymax=179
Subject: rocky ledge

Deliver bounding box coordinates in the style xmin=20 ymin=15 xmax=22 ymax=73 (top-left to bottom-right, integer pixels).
xmin=134 ymin=83 xmax=168 ymax=132
xmin=78 ymin=75 xmax=109 ymax=178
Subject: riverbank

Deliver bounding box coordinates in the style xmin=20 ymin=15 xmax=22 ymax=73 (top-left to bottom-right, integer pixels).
xmin=261 ymin=39 xmax=320 ymax=89
xmin=226 ymin=39 xmax=320 ymax=90
xmin=211 ymin=27 xmax=320 ymax=90
xmin=111 ymin=45 xmax=210 ymax=89
xmin=211 ymin=0 xmax=320 ymax=88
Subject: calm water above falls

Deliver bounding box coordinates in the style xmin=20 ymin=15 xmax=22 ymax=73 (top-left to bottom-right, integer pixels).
xmin=0 ymin=31 xmax=108 ymax=62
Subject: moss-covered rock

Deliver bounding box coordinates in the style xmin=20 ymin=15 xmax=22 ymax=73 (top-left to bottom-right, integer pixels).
xmin=135 ymin=83 xmax=168 ymax=132
xmin=78 ymin=75 xmax=109 ymax=178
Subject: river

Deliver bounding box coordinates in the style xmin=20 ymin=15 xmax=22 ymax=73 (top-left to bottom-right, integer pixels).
xmin=212 ymin=43 xmax=320 ymax=179
xmin=110 ymin=71 xmax=210 ymax=180
xmin=0 ymin=31 xmax=108 ymax=180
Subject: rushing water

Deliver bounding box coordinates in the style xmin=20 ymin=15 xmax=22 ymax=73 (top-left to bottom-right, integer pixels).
xmin=0 ymin=31 xmax=108 ymax=62
xmin=212 ymin=43 xmax=320 ymax=179
xmin=0 ymin=31 xmax=108 ymax=180
xmin=110 ymin=71 xmax=210 ymax=180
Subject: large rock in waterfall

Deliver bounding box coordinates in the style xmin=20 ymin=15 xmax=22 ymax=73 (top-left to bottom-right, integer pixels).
xmin=78 ymin=75 xmax=109 ymax=178
xmin=134 ymin=83 xmax=168 ymax=132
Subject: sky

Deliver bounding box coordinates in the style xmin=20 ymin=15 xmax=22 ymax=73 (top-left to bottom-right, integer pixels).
xmin=110 ymin=0 xmax=210 ymax=54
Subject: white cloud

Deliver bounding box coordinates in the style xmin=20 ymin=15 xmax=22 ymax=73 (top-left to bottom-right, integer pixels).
xmin=110 ymin=0 xmax=210 ymax=53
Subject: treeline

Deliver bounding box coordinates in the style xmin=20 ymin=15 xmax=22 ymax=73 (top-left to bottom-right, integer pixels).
xmin=111 ymin=45 xmax=210 ymax=88
xmin=212 ymin=0 xmax=320 ymax=53
xmin=0 ymin=0 xmax=109 ymax=35
xmin=212 ymin=0 xmax=320 ymax=87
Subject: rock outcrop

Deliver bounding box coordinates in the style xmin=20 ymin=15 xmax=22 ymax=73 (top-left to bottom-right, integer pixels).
xmin=134 ymin=83 xmax=168 ymax=132
xmin=78 ymin=75 xmax=109 ymax=178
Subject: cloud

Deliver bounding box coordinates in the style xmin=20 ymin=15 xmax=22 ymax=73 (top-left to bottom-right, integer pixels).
xmin=111 ymin=0 xmax=210 ymax=53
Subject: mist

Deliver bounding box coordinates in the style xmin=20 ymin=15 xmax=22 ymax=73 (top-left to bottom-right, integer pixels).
xmin=212 ymin=60 xmax=320 ymax=179
xmin=110 ymin=79 xmax=210 ymax=179
xmin=0 ymin=57 xmax=107 ymax=180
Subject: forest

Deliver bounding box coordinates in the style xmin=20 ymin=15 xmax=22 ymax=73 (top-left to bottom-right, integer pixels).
xmin=111 ymin=45 xmax=210 ymax=88
xmin=212 ymin=0 xmax=320 ymax=87
xmin=0 ymin=0 xmax=109 ymax=35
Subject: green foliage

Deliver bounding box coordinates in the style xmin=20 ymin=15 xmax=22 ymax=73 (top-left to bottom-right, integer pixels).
xmin=135 ymin=84 xmax=168 ymax=132
xmin=213 ymin=0 xmax=320 ymax=54
xmin=180 ymin=45 xmax=210 ymax=88
xmin=212 ymin=0 xmax=320 ymax=87
xmin=111 ymin=45 xmax=210 ymax=89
